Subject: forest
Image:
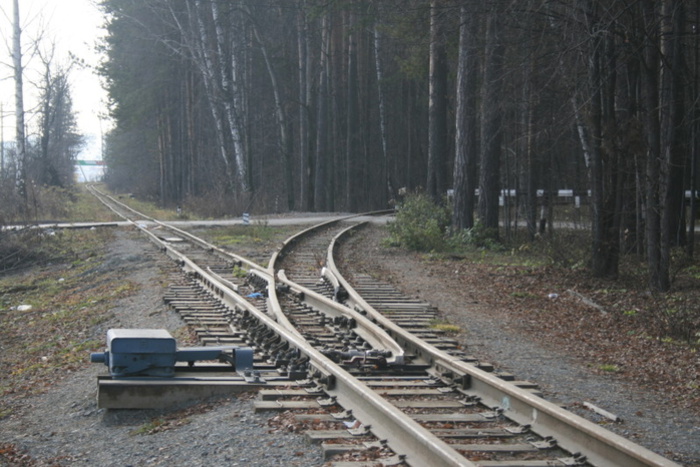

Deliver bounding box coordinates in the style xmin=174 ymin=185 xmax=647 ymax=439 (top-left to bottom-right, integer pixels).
xmin=97 ymin=0 xmax=700 ymax=292
xmin=1 ymin=0 xmax=698 ymax=294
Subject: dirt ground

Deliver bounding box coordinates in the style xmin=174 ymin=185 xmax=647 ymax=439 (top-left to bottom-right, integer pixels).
xmin=1 ymin=221 xmax=699 ymax=466
xmin=0 ymin=229 xmax=324 ymax=467
xmin=339 ymin=223 xmax=700 ymax=466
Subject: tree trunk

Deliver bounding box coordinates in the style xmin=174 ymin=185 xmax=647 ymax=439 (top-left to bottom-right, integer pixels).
xmin=246 ymin=5 xmax=294 ymax=210
xmin=590 ymin=7 xmax=621 ymax=277
xmin=314 ymin=13 xmax=330 ymax=212
xmin=660 ymin=0 xmax=685 ymax=262
xmin=427 ymin=0 xmax=448 ymax=203
xmin=522 ymin=67 xmax=537 ymax=240
xmin=478 ymin=5 xmax=505 ymax=234
xmin=641 ymin=0 xmax=667 ymax=291
xmin=12 ymin=0 xmax=27 ymax=204
xmin=346 ymin=9 xmax=360 ymax=212
xmin=690 ymin=3 xmax=700 ymax=258
xmin=298 ymin=1 xmax=312 ymax=211
xmin=452 ymin=3 xmax=478 ymax=230
xmin=210 ymin=1 xmax=248 ymax=193
xmin=190 ymin=0 xmax=235 ymax=192
xmin=373 ymin=21 xmax=392 ymax=206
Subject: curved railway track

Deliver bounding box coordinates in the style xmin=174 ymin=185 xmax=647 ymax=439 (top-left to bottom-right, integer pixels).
xmin=87 ymin=186 xmax=680 ymax=467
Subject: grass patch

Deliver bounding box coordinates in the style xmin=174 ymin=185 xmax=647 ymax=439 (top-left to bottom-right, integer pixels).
xmin=191 ymin=224 xmax=301 ymax=262
xmin=117 ymin=196 xmax=180 ymax=220
xmin=66 ymin=185 xmax=123 ymax=222
xmin=429 ymin=320 xmax=461 ymax=333
xmin=232 ymin=266 xmax=247 ymax=278
xmin=129 ymin=418 xmax=165 ymax=436
xmin=207 ymin=222 xmax=280 ymax=246
xmin=131 ymin=419 xmax=167 ymax=436
xmin=0 ymin=228 xmax=138 ymax=399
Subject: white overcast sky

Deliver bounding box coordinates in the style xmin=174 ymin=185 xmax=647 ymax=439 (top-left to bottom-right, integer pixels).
xmin=0 ymin=0 xmax=109 ymax=161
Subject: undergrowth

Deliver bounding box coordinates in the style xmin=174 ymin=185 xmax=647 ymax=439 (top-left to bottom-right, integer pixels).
xmin=385 ymin=193 xmax=450 ymax=252
xmin=386 ymin=192 xmax=700 ymax=345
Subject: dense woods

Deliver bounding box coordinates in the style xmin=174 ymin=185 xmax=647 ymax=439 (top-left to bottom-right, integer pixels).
xmin=98 ymin=0 xmax=699 ymax=292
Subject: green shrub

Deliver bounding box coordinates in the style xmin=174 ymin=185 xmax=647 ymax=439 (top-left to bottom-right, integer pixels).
xmin=449 ymin=223 xmax=503 ymax=251
xmin=387 ymin=193 xmax=449 ymax=251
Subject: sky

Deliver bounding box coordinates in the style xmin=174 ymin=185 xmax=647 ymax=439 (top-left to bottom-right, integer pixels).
xmin=0 ymin=0 xmax=109 ymax=178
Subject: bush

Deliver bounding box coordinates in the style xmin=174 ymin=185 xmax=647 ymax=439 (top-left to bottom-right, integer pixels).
xmin=387 ymin=193 xmax=449 ymax=251
xmin=449 ymin=223 xmax=503 ymax=251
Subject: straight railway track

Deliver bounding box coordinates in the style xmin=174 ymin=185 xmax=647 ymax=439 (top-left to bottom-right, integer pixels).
xmin=86 ymin=186 xmax=680 ymax=467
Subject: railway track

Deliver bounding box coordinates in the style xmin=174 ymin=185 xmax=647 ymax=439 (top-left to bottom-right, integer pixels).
xmin=87 ymin=187 xmax=680 ymax=467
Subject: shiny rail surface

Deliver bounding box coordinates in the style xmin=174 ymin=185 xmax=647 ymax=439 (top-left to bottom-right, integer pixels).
xmin=325 ymin=223 xmax=681 ymax=467
xmin=87 ymin=187 xmax=679 ymax=466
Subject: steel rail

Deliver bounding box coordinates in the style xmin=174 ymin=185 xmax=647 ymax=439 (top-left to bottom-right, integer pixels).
xmin=102 ymin=205 xmax=469 ymax=466
xmin=264 ymin=213 xmax=482 ymax=465
xmin=268 ymin=273 xmax=472 ymax=467
xmin=86 ymin=190 xmax=504 ymax=467
xmin=276 ymin=270 xmax=405 ymax=365
xmin=266 ymin=214 xmax=405 ymax=363
xmin=87 ymin=188 xmax=450 ymax=464
xmin=87 ymin=185 xmax=265 ymax=273
xmin=85 ymin=187 xmax=681 ymax=465
xmin=266 ymin=210 xmax=392 ymax=272
xmin=87 ymin=186 xmax=401 ymax=354
xmin=325 ymin=222 xmax=681 ymax=467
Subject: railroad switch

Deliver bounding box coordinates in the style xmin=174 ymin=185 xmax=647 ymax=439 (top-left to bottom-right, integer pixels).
xmin=90 ymin=328 xmax=254 ymax=378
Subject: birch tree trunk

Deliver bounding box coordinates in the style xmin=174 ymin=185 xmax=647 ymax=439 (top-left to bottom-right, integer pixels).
xmin=189 ymin=0 xmax=234 ymax=191
xmin=12 ymin=0 xmax=27 ymax=204
xmin=210 ymin=1 xmax=248 ymax=192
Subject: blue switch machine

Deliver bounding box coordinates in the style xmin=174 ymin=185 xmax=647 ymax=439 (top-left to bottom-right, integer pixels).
xmin=90 ymin=329 xmax=254 ymax=378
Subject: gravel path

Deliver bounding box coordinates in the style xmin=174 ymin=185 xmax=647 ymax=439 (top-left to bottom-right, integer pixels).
xmin=3 ymin=224 xmax=699 ymax=466
xmin=339 ymin=224 xmax=700 ymax=467
xmin=1 ymin=230 xmax=323 ymax=467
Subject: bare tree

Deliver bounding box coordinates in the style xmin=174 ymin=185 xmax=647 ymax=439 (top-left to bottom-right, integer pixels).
xmin=12 ymin=0 xmax=27 ymax=204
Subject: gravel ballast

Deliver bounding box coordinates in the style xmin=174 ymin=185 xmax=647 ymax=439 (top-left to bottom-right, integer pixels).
xmin=339 ymin=224 xmax=700 ymax=467
xmin=2 ymin=223 xmax=699 ymax=466
xmin=1 ymin=230 xmax=323 ymax=466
